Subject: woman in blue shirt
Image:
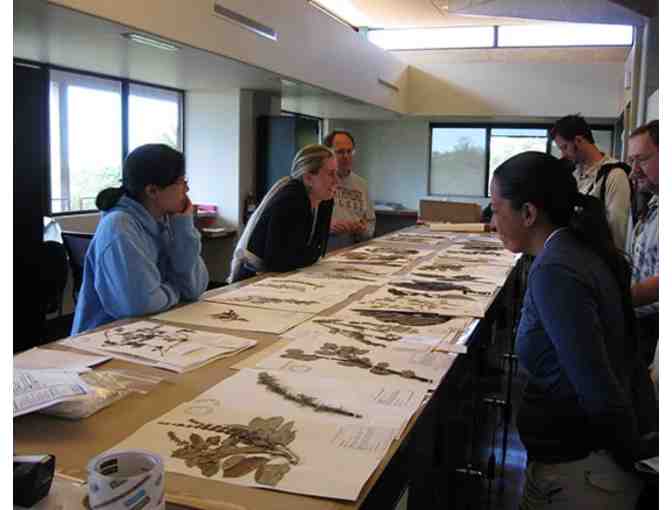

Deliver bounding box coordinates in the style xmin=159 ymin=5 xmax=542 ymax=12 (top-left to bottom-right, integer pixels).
xmin=490 ymin=152 xmax=656 ymax=509
xmin=72 ymin=144 xmax=209 ymax=334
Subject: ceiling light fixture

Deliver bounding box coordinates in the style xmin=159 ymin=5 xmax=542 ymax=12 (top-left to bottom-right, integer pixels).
xmin=431 ymin=0 xmax=497 ymax=14
xmin=213 ymin=3 xmax=278 ymax=41
xmin=122 ymin=33 xmax=180 ymax=51
xmin=307 ymin=1 xmax=359 ymax=32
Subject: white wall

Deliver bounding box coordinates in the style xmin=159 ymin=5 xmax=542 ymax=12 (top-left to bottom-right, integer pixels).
xmin=185 ymin=90 xmax=241 ymax=227
xmin=50 ymin=0 xmax=409 ymax=114
xmin=646 ymin=90 xmax=659 ymax=122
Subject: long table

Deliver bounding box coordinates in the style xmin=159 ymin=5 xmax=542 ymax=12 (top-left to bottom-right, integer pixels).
xmin=14 ymin=226 xmax=521 ymax=509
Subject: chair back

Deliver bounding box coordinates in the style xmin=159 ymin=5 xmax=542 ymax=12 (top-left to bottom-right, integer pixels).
xmin=41 ymin=241 xmax=69 ymax=316
xmin=62 ymin=231 xmax=93 ymax=304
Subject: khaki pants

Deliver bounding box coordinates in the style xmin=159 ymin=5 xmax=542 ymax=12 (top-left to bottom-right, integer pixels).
xmin=520 ymin=451 xmax=643 ymax=510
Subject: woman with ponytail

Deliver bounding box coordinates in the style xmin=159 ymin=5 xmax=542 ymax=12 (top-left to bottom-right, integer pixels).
xmin=490 ymin=152 xmax=656 ymax=509
xmin=228 ymin=144 xmax=337 ymax=283
xmin=71 ymin=144 xmax=209 ymax=334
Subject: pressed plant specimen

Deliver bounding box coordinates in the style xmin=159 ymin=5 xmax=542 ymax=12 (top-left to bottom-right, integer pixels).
xmin=102 ymin=324 xmax=195 ymax=357
xmin=411 ymin=272 xmax=482 ymax=283
xmin=255 ymin=282 xmax=310 ymax=293
xmin=161 ymin=416 xmax=298 ymax=485
xmin=211 ymin=309 xmax=249 ymax=322
xmin=228 ymin=295 xmax=320 ymax=307
xmin=415 ymin=262 xmax=466 ymax=272
xmin=390 ymin=279 xmax=491 ymax=296
xmin=351 ymin=309 xmax=453 ymax=327
xmin=311 ymin=318 xmax=403 ymax=348
xmin=281 ymin=342 xmax=433 ymax=383
xmin=257 ymin=372 xmax=362 ymax=418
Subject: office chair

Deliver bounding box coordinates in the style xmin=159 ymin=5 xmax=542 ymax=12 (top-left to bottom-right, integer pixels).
xmin=41 ymin=241 xmax=69 ymax=317
xmin=62 ymin=231 xmax=93 ymax=304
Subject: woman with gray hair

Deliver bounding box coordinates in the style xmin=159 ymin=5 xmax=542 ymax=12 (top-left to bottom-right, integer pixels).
xmin=228 ymin=144 xmax=337 ymax=283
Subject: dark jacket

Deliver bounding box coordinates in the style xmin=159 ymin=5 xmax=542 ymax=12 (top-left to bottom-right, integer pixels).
xmin=247 ymin=179 xmax=333 ymax=273
xmin=515 ymin=230 xmax=656 ymax=464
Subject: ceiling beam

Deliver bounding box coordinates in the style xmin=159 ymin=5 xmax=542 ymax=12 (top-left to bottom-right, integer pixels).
xmin=607 ymin=0 xmax=657 ymax=18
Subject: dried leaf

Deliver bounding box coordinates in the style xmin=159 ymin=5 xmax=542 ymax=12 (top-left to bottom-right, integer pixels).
xmin=270 ymin=421 xmax=296 ymax=446
xmin=220 ymin=454 xmax=246 ymax=471
xmin=222 ymin=456 xmax=269 ymax=478
xmin=198 ymin=460 xmax=220 ymax=477
xmin=255 ymin=462 xmax=290 ymax=486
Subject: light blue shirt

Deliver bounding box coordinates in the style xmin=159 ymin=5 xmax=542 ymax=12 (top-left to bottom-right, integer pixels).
xmin=627 ymin=194 xmax=658 ymax=318
xmin=71 ymin=196 xmax=209 ymax=334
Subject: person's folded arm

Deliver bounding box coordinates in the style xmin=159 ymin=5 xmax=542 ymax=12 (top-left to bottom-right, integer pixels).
xmin=165 ymin=214 xmax=209 ymax=301
xmin=95 ymin=235 xmax=180 ymax=319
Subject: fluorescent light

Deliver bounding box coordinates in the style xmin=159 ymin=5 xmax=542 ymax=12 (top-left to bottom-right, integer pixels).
xmin=122 ymin=33 xmax=180 ymax=51
xmin=213 ymin=3 xmax=278 ymax=41
xmin=307 ymin=1 xmax=359 ymax=32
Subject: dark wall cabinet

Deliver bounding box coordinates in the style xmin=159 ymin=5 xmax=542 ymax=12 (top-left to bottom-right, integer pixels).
xmin=256 ymin=116 xmax=319 ymax=201
xmin=14 ymin=60 xmax=49 ymax=352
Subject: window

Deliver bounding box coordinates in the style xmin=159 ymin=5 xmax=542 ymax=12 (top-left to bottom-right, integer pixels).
xmin=129 ymin=84 xmax=182 ymax=152
xmin=489 ymin=128 xmax=548 ymax=192
xmin=367 ymin=23 xmax=632 ymax=52
xmin=367 ymin=26 xmax=495 ymax=50
xmin=430 ymin=124 xmax=614 ymax=198
xmin=498 ymin=23 xmax=633 ymax=47
xmin=50 ymin=70 xmax=122 ymax=213
xmin=430 ymin=127 xmax=487 ymax=197
xmin=49 ymin=68 xmax=184 ymax=214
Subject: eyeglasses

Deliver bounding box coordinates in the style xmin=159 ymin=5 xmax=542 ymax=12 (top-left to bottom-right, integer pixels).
xmin=168 ymin=178 xmax=189 ymax=188
xmin=627 ymin=151 xmax=657 ymax=168
xmin=334 ymin=148 xmax=356 ymax=157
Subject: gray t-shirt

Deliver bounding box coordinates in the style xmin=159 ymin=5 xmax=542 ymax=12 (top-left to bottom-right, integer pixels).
xmin=328 ymin=172 xmax=376 ymax=250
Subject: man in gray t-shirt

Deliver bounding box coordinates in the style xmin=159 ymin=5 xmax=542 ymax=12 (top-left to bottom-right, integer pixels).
xmin=323 ymin=130 xmax=376 ymax=251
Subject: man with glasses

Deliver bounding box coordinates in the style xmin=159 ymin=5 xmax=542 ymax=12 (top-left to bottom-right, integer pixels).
xmin=552 ymin=114 xmax=631 ymax=250
xmin=626 ymin=120 xmax=659 ymax=365
xmin=323 ymin=130 xmax=376 ymax=250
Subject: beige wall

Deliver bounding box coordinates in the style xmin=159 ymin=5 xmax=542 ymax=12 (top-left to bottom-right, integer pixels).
xmin=396 ymin=48 xmax=626 ymax=118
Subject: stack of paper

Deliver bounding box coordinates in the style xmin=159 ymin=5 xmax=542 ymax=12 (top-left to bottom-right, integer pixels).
xmin=14 ymin=369 xmax=90 ymax=417
xmin=13 ymin=348 xmax=111 ymax=372
xmin=60 ymin=321 xmax=257 ymax=373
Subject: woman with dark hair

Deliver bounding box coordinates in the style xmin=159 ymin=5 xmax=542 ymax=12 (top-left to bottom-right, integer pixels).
xmin=490 ymin=152 xmax=656 ymax=509
xmin=228 ymin=144 xmax=337 ymax=283
xmin=71 ymin=144 xmax=209 ymax=334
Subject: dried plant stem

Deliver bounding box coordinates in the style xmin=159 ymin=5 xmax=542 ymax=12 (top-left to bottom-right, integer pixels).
xmin=257 ymin=372 xmax=362 ymax=418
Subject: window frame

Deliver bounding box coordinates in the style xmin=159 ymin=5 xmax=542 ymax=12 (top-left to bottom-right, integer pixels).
xmin=428 ymin=122 xmax=614 ymax=198
xmin=44 ymin=62 xmax=185 ymax=216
